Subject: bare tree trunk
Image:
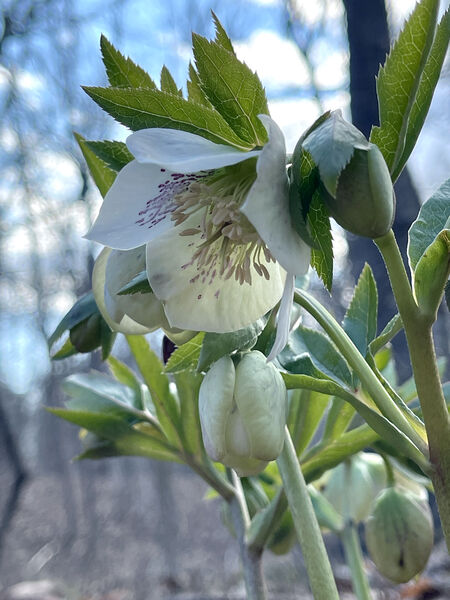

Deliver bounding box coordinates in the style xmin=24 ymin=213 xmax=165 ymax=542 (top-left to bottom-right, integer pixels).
xmin=0 ymin=391 xmax=28 ymax=566
xmin=343 ymin=0 xmax=421 ymax=381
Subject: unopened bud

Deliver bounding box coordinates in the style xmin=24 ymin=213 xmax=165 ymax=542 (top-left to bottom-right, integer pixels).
xmin=199 ymin=351 xmax=286 ymax=477
xmin=365 ymin=487 xmax=433 ymax=583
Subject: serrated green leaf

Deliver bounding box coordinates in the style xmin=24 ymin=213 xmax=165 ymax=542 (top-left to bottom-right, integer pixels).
xmin=343 ymin=264 xmax=378 ymax=357
xmin=394 ymin=9 xmax=450 ymax=180
xmin=160 ymin=65 xmax=182 ymax=96
xmin=83 ymin=86 xmax=251 ymax=150
xmin=408 ymin=178 xmax=450 ymax=270
xmin=414 ymin=228 xmax=450 ymax=317
xmin=85 ymin=140 xmax=133 ymax=172
xmin=369 ymin=314 xmax=403 ymax=356
xmin=117 ymin=270 xmax=152 ymax=296
xmin=284 ymin=326 xmax=353 ymax=387
xmin=48 ymin=409 xmax=179 ymax=462
xmin=126 ymin=335 xmax=181 ymax=446
xmin=165 ymin=332 xmax=205 ymax=374
xmin=48 ymin=291 xmax=98 ymax=348
xmin=62 ymin=372 xmax=142 ymax=418
xmin=187 ymin=63 xmax=213 ymax=107
xmin=100 ymin=35 xmax=157 ymax=89
xmin=197 ymin=318 xmax=266 ymax=372
xmin=302 ymin=111 xmax=369 ymax=197
xmin=370 ymin=0 xmax=440 ymax=175
xmin=75 ymin=133 xmax=116 ymax=197
xmin=174 ymin=370 xmax=203 ymax=455
xmin=212 ymin=12 xmax=235 ymax=54
xmin=309 ymin=191 xmax=333 ymax=292
xmin=283 ymin=373 xmax=426 ymax=470
xmin=192 ymin=34 xmax=269 ymax=145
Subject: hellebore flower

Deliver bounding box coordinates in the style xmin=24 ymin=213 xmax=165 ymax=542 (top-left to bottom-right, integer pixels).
xmin=86 ymin=115 xmax=310 ymax=347
xmin=199 ymin=351 xmax=287 ymax=476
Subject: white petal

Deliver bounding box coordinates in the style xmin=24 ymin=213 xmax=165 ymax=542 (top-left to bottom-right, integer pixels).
xmin=267 ymin=274 xmax=295 ymax=361
xmin=241 ymin=115 xmax=311 ymax=277
xmin=92 ymin=247 xmax=168 ymax=334
xmin=146 ymin=210 xmax=286 ymax=333
xmin=127 ymin=128 xmax=261 ymax=172
xmin=85 ymin=160 xmax=206 ymax=250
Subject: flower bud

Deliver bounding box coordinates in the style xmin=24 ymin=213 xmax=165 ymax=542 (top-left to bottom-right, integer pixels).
xmin=319 ymin=452 xmax=387 ymax=523
xmin=365 ymin=487 xmax=434 ymax=583
xmin=329 ymin=143 xmax=395 ymax=238
xmin=93 ymin=247 xmax=169 ymax=334
xmin=199 ymin=351 xmax=286 ymax=477
xmin=292 ymin=111 xmax=395 ymax=239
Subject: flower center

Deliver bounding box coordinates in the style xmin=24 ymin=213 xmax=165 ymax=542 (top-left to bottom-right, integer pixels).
xmin=171 ymin=160 xmax=275 ymax=285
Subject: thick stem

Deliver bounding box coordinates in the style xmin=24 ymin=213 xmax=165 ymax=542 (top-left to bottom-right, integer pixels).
xmin=340 ymin=523 xmax=372 ymax=600
xmin=293 ymin=289 xmax=428 ymax=456
xmin=277 ymin=428 xmax=339 ymax=600
xmin=228 ymin=471 xmax=267 ymax=600
xmin=375 ymin=230 xmax=450 ymax=549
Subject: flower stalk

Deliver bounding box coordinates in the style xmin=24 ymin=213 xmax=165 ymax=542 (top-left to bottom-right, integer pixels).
xmin=277 ymin=427 xmax=339 ymax=600
xmin=374 ymin=229 xmax=450 ymax=550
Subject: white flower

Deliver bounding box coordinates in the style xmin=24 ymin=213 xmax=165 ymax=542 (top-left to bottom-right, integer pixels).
xmin=86 ymin=115 xmax=310 ymax=348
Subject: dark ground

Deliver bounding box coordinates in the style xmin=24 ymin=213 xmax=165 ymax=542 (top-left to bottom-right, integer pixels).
xmin=0 ymin=455 xmax=449 ymax=600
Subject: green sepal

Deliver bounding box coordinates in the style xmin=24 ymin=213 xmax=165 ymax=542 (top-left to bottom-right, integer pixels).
xmin=370 ymin=0 xmax=440 ymax=177
xmin=100 ymin=35 xmax=157 ymax=89
xmin=83 ymin=86 xmax=251 ymax=150
xmin=302 ymin=110 xmax=369 ymax=197
xmin=51 ymin=337 xmax=78 ymax=360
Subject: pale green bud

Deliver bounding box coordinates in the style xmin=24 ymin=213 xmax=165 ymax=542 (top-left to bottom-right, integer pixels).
xmin=365 ymin=487 xmax=434 ymax=583
xmin=319 ymin=452 xmax=387 ymax=523
xmin=199 ymin=351 xmax=286 ymax=477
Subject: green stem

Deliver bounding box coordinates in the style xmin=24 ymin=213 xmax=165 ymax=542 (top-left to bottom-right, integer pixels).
xmin=340 ymin=522 xmax=372 ymax=600
xmin=293 ymin=289 xmax=428 ymax=456
xmin=277 ymin=428 xmax=339 ymax=600
xmin=375 ymin=229 xmax=450 ymax=549
xmin=228 ymin=470 xmax=267 ymax=600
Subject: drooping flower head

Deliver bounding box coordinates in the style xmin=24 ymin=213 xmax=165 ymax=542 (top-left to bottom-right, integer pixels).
xmin=87 ymin=115 xmax=311 ymax=340
xmin=83 ymin=22 xmax=312 ymax=355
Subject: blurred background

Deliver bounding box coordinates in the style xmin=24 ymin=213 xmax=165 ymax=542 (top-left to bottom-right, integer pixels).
xmin=0 ymin=0 xmax=449 ymax=598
